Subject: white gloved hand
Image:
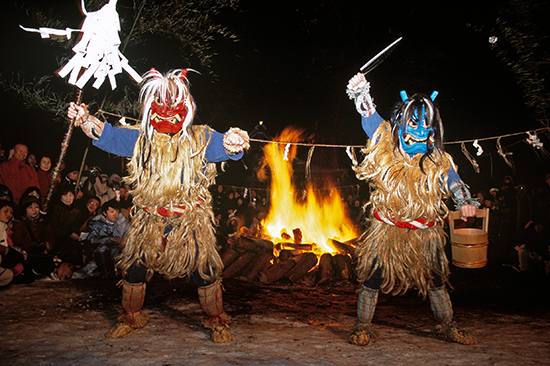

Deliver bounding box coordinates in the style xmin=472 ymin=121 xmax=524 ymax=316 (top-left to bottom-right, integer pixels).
xmin=68 ymin=102 xmax=87 ymax=126
xmin=67 ymin=102 xmax=104 ymax=140
xmin=347 ymin=73 xmax=368 ymax=91
xmin=346 ymin=72 xmax=376 ymax=117
xmin=223 ymin=128 xmax=250 ymax=155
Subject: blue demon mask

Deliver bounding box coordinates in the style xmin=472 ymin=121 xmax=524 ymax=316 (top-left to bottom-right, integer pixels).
xmin=397 ymin=90 xmax=437 ymax=156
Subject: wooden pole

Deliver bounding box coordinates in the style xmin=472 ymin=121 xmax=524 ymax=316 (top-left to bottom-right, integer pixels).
xmin=42 ymin=89 xmax=82 ymax=214
xmin=74 ymin=139 xmax=91 ymax=195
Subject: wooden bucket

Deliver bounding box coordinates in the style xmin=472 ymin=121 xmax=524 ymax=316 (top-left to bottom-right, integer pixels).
xmin=449 ymin=208 xmax=489 ymax=268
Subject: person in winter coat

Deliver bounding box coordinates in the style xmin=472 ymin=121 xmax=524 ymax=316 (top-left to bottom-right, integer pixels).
xmin=86 ymin=199 xmax=130 ymax=278
xmin=36 ymin=156 xmax=52 ymax=204
xmin=0 ymin=200 xmax=25 ymax=286
xmin=11 ymin=196 xmax=56 ymax=279
xmin=0 ymin=144 xmax=40 ymax=204
xmin=48 ymin=184 xmax=82 ymax=269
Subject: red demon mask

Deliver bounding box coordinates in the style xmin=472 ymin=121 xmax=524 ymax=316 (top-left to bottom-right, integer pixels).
xmin=148 ymin=68 xmax=190 ymax=134
xmin=150 ymin=97 xmax=187 ymax=134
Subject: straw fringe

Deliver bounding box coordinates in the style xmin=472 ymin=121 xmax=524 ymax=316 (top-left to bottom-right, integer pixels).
xmin=118 ymin=125 xmax=221 ymax=281
xmin=353 ymin=122 xmax=452 ymax=298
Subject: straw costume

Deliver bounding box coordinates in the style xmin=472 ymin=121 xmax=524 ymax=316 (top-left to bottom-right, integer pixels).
xmin=346 ymin=73 xmax=478 ymax=346
xmin=68 ymin=69 xmax=249 ymax=342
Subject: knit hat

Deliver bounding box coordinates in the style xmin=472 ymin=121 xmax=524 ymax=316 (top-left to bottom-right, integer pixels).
xmin=20 ymin=195 xmax=41 ymax=211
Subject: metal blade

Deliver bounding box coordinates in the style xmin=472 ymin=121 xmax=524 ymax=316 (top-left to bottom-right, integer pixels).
xmin=360 ymin=37 xmax=403 ymax=74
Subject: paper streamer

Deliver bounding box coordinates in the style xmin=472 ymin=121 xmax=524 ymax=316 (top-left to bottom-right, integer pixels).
xmin=283 ymin=144 xmax=290 ymax=161
xmin=21 ymin=0 xmax=142 ymax=90
xmin=496 ymin=137 xmax=515 ymax=171
xmin=461 ymin=142 xmax=480 ymax=173
xmin=346 ymin=146 xmax=358 ymax=166
xmin=472 ymin=140 xmax=483 ymax=156
xmin=305 ymin=146 xmax=315 ymax=179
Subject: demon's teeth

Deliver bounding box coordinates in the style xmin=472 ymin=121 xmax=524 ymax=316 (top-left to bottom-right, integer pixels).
xmin=403 ymin=133 xmax=427 ymax=145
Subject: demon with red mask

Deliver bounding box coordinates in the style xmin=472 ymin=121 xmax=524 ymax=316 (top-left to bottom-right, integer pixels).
xmin=68 ymin=69 xmax=249 ymax=342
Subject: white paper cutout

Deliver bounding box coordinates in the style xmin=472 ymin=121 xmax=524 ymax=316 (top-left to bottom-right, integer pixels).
xmin=283 ymin=144 xmax=291 ymax=161
xmin=526 ymin=132 xmax=543 ymax=149
xmin=21 ymin=0 xmax=142 ymax=90
xmin=472 ymin=140 xmax=483 ymax=156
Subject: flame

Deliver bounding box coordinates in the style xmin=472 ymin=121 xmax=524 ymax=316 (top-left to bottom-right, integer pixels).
xmin=260 ymin=127 xmax=358 ymax=255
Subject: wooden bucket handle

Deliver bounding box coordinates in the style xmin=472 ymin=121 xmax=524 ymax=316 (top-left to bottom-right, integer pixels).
xmin=450 ymin=208 xmax=490 ymax=235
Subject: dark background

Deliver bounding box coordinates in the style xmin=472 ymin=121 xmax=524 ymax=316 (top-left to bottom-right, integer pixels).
xmin=1 ymin=0 xmax=548 ymax=194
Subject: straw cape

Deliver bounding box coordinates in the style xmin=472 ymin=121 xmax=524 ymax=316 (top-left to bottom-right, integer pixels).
xmin=118 ymin=125 xmax=221 ymax=282
xmin=354 ymin=121 xmax=456 ymax=297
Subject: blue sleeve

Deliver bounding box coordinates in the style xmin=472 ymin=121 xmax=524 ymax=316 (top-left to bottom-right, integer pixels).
xmin=92 ymin=123 xmax=139 ymax=158
xmin=445 ymin=164 xmax=478 ymax=209
xmin=94 ymin=124 xmax=242 ymax=162
xmin=446 ymin=165 xmax=462 ymax=189
xmin=361 ymin=111 xmax=385 ymax=139
xmin=205 ymin=128 xmax=244 ymax=163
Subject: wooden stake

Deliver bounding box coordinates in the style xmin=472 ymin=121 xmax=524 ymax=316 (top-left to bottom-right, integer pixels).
xmin=42 ymin=89 xmax=82 ymax=214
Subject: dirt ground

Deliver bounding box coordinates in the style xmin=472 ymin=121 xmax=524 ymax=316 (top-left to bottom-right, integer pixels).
xmin=1 ymin=263 xmax=549 ymax=366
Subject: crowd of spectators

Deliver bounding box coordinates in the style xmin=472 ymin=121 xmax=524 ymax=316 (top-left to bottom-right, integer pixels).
xmin=211 ymin=184 xmax=270 ymax=237
xmin=465 ymin=174 xmax=550 ymax=280
xmin=0 ymin=142 xmax=131 ymax=285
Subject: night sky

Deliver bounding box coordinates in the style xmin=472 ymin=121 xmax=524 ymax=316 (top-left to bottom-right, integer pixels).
xmin=1 ymin=0 xmax=548 ymax=193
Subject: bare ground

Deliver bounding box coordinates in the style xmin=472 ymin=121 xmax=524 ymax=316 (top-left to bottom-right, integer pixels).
xmin=1 ymin=264 xmax=549 ymax=366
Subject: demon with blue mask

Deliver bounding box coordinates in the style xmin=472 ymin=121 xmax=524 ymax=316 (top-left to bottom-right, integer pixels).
xmin=346 ymin=73 xmax=479 ymax=346
xmin=395 ymin=90 xmax=437 ymax=155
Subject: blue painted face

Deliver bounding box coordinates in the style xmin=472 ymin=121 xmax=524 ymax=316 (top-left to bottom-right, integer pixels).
xmin=398 ymin=106 xmax=434 ymax=155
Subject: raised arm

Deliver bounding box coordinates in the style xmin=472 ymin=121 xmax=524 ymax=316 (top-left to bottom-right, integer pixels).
xmin=68 ymin=102 xmax=139 ymax=158
xmin=346 ymin=73 xmax=384 ymax=139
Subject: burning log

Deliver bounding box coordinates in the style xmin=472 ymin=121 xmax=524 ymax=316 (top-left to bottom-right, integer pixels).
xmin=332 ymin=254 xmax=353 ymax=281
xmin=317 ymin=253 xmax=334 ymax=285
xmin=284 ymin=252 xmax=318 ymax=282
xmin=239 ymin=251 xmax=274 ymax=281
xmin=275 ymin=242 xmax=313 ymax=251
xmin=222 ymin=251 xmax=256 ymax=279
xmin=292 ymin=228 xmax=303 ymax=244
xmin=258 ymin=259 xmax=296 ymax=284
xmin=328 ymin=239 xmax=355 ymax=256
xmin=278 ymin=249 xmax=295 ymax=262
xmin=236 ymin=235 xmax=274 ymax=254
xmin=281 ymin=231 xmax=292 ymax=241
